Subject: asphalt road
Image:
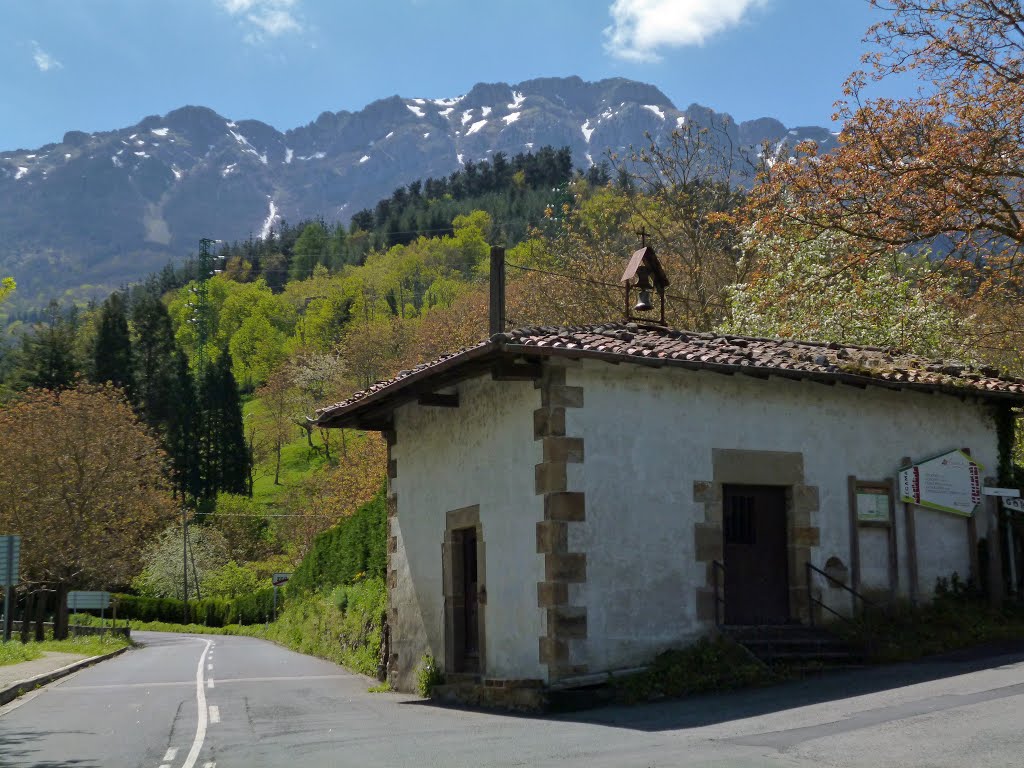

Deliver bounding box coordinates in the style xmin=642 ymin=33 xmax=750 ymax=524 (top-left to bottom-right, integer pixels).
xmin=2 ymin=631 xmax=1024 ymax=767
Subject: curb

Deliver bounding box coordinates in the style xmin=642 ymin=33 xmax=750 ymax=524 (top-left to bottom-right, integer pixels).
xmin=0 ymin=646 xmax=130 ymax=707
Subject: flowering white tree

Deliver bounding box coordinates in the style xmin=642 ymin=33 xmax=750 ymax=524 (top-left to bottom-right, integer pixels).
xmin=720 ymin=229 xmax=972 ymax=361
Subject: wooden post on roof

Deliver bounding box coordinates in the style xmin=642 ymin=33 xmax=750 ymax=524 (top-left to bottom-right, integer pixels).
xmin=489 ymin=246 xmax=505 ymax=336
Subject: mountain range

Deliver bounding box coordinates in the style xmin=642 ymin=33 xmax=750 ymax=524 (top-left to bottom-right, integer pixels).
xmin=0 ymin=76 xmax=837 ymax=304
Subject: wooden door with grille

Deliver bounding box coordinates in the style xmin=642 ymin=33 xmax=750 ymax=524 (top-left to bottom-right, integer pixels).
xmin=722 ymin=484 xmax=789 ymax=625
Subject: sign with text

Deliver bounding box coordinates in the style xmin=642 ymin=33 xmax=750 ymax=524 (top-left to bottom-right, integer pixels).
xmin=67 ymin=591 xmax=112 ymax=611
xmin=899 ymin=449 xmax=983 ymax=517
xmin=982 ymin=487 xmax=1020 ymax=498
xmin=856 ymin=489 xmax=891 ymax=523
xmin=1004 ymin=497 xmax=1024 ymax=514
xmin=271 ymin=573 xmax=291 ymax=587
xmin=0 ymin=535 xmax=21 ymax=587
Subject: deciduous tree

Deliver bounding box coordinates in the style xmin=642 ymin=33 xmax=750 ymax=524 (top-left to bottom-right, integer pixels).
xmin=0 ymin=384 xmax=177 ymax=636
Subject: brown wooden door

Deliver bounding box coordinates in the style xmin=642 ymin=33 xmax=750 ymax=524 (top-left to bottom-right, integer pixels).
xmin=450 ymin=528 xmax=477 ymax=671
xmin=461 ymin=529 xmax=479 ymax=666
xmin=723 ymin=485 xmax=789 ymax=625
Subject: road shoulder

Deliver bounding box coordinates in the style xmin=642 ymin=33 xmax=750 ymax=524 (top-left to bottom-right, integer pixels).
xmin=0 ymin=646 xmax=130 ymax=707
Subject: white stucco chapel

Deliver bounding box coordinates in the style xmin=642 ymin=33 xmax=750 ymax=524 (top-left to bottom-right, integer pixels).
xmin=313 ymin=255 xmax=1024 ymax=697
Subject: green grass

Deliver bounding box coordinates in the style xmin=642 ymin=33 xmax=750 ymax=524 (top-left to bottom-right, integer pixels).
xmin=0 ymin=633 xmax=131 ymax=667
xmin=835 ymin=593 xmax=1024 ymax=663
xmin=243 ymin=397 xmax=332 ymax=508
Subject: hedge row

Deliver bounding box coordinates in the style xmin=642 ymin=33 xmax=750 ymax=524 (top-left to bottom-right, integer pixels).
xmin=114 ymin=588 xmax=276 ymax=627
xmin=287 ymin=485 xmax=387 ymax=595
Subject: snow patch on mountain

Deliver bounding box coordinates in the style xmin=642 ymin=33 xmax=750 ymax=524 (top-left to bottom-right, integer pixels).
xmin=221 ymin=163 xmax=237 ymax=177
xmin=284 ymin=147 xmax=294 ymax=163
xmin=508 ymin=90 xmax=525 ymax=109
xmin=467 ymin=119 xmax=488 ymax=136
xmin=643 ymin=105 xmax=665 ymax=120
xmin=482 ymin=106 xmax=492 ymax=117
xmin=259 ymin=197 xmax=279 ymax=240
xmin=359 ymin=155 xmax=370 ymax=163
xmin=406 ymin=104 xmax=425 ymax=117
xmin=433 ymin=95 xmax=463 ymax=107
xmin=151 ymin=128 xmax=169 ymax=137
xmin=461 ymin=110 xmax=474 ymax=126
xmin=14 ymin=166 xmax=29 ymax=179
xmin=582 ymin=120 xmax=594 ymax=143
xmin=503 ymin=112 xmax=520 ymax=125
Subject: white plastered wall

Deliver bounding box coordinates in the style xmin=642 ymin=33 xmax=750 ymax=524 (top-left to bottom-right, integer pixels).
xmin=389 ymin=374 xmax=546 ymax=690
xmin=565 ymin=359 xmax=998 ymax=674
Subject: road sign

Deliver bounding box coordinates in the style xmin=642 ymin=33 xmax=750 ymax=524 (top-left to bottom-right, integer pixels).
xmin=272 ymin=573 xmax=291 ymax=587
xmin=982 ymin=487 xmax=1021 ymax=498
xmin=0 ymin=535 xmax=21 ymax=587
xmin=1004 ymin=497 xmax=1024 ymax=513
xmin=67 ymin=591 xmax=112 ymax=611
xmin=899 ymin=449 xmax=983 ymax=517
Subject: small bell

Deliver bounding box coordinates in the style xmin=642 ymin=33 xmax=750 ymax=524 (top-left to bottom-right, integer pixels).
xmin=634 ymin=289 xmax=653 ymax=312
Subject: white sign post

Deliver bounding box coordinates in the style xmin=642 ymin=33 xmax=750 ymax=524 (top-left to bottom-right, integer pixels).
xmin=899 ymin=449 xmax=983 ymax=517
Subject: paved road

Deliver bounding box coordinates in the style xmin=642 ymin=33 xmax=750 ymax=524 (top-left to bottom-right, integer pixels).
xmin=2 ymin=631 xmax=1024 ymax=767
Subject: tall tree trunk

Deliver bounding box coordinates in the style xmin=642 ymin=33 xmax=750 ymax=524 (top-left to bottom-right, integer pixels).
xmin=54 ymin=582 xmax=69 ymax=640
xmin=274 ymin=441 xmax=282 ymax=485
xmin=35 ymin=589 xmax=46 ymax=641
xmin=20 ymin=590 xmax=33 ymax=644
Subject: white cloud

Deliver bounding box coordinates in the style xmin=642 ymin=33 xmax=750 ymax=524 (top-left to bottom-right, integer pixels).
xmin=604 ymin=0 xmax=768 ymax=62
xmin=31 ymin=41 xmax=62 ymax=72
xmin=216 ymin=0 xmax=303 ymax=43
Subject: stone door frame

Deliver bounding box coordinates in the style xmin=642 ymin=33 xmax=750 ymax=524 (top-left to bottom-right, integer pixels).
xmin=442 ymin=504 xmax=486 ymax=675
xmin=695 ymin=449 xmax=820 ymax=625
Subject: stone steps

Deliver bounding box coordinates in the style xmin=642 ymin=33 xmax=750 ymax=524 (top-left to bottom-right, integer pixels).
xmin=722 ymin=624 xmax=864 ymax=668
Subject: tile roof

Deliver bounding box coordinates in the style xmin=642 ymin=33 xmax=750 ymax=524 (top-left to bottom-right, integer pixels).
xmin=313 ymin=322 xmax=1024 ymax=427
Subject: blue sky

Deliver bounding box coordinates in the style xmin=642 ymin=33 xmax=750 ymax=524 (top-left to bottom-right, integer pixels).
xmin=1 ymin=0 xmax=908 ymax=151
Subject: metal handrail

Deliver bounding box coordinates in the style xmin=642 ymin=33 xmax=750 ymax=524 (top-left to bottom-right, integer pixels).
xmin=711 ymin=560 xmax=726 ymax=626
xmin=806 ymin=561 xmax=886 ymax=657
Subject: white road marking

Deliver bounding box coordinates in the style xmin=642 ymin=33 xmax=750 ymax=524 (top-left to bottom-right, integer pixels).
xmin=207 ymin=678 xmax=214 ymax=689
xmin=181 ymin=639 xmax=212 ymax=768
xmin=203 ymin=763 xmax=216 ymax=768
xmin=163 ymin=747 xmax=178 ymax=761
xmin=159 ymin=764 xmax=170 ymax=768
xmin=208 ymin=705 xmax=220 ymax=724
xmin=207 ymin=664 xmax=213 ymax=671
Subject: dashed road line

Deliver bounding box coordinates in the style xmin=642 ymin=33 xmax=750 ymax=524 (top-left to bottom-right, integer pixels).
xmin=207 ymin=678 xmax=214 ymax=689
xmin=209 ymin=705 xmax=220 ymax=724
xmin=163 ymin=747 xmax=178 ymax=761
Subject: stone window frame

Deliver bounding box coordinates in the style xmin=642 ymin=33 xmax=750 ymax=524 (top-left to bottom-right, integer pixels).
xmin=694 ymin=449 xmax=820 ymax=625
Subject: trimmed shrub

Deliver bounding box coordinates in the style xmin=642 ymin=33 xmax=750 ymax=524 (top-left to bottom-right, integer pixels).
xmin=114 ymin=588 xmax=275 ymax=627
xmin=287 ymin=485 xmax=387 ymax=595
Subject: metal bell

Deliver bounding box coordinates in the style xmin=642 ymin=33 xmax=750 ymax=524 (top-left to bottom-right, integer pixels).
xmin=634 ymin=289 xmax=653 ymax=312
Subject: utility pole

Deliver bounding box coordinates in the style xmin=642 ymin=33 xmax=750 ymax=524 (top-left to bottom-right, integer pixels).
xmin=489 ymin=246 xmax=505 ymax=336
xmin=182 ymin=507 xmax=189 ymax=624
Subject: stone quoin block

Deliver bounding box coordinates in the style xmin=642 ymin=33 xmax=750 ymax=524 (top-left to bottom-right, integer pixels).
xmin=535 ymin=462 xmax=568 ymax=494
xmin=544 ymin=492 xmax=585 ymax=522
xmin=533 ymin=407 xmax=566 ymax=439
xmin=537 ymin=581 xmax=569 ymax=608
xmin=542 ymin=436 xmax=584 ymax=464
xmin=536 ymin=520 xmax=569 ymax=554
xmin=544 ymin=553 xmax=586 ymax=583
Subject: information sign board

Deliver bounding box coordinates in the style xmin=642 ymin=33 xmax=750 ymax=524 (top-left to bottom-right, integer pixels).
xmin=856 ymin=489 xmax=891 ymax=523
xmin=67 ymin=591 xmax=112 ymax=611
xmin=899 ymin=449 xmax=983 ymax=517
xmin=272 ymin=573 xmax=291 ymax=587
xmin=1004 ymin=497 xmax=1024 ymax=514
xmin=0 ymin=535 xmax=21 ymax=587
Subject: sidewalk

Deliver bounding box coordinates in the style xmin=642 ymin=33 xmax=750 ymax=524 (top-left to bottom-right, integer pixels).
xmin=0 ymin=648 xmax=133 ymax=707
